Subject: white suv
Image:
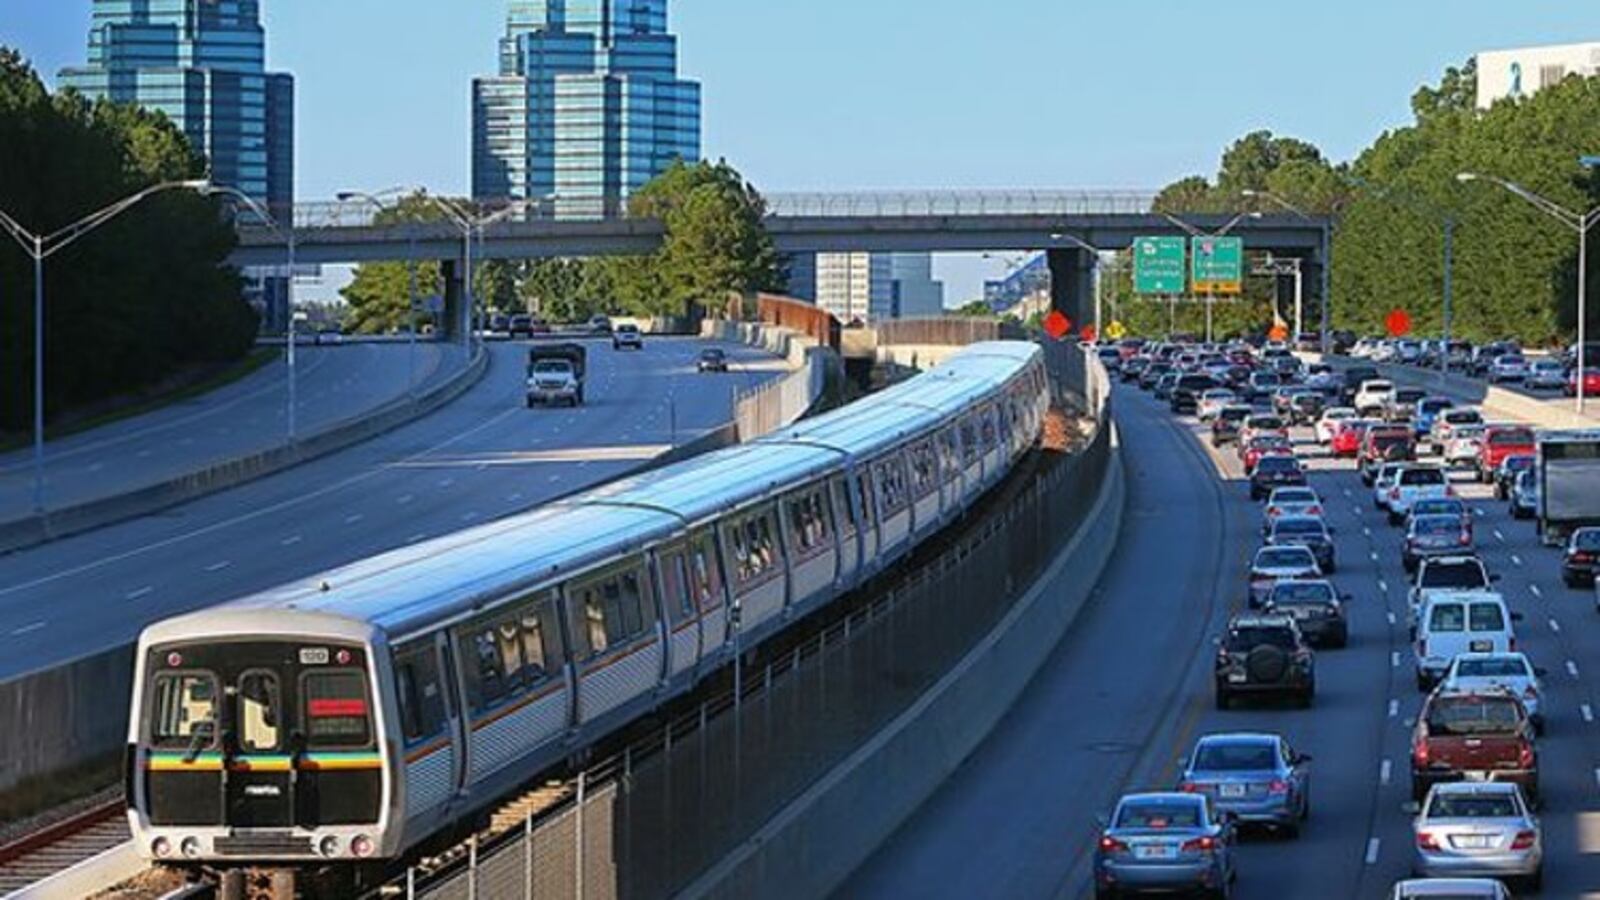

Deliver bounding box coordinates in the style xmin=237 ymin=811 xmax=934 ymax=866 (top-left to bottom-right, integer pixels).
xmin=1384 ymin=465 xmax=1452 ymax=525
xmin=1409 ymin=555 xmax=1498 ymax=631
xmin=1354 ymin=379 xmax=1396 ymax=417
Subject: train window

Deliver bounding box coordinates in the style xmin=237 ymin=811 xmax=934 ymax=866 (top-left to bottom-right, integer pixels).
xmin=302 ymin=670 xmax=373 ymax=748
xmin=786 ymin=488 xmax=831 ymax=554
xmin=517 ymin=596 xmax=560 ymax=683
xmin=393 ymin=643 xmax=447 ymax=744
xmin=939 ymin=428 xmax=961 ymax=483
xmin=980 ymin=405 xmax=998 ymax=449
xmin=910 ymin=441 xmax=938 ymax=495
xmin=580 ymin=583 xmax=609 ymax=656
xmin=660 ymin=549 xmax=694 ymax=622
xmin=150 ymin=672 xmax=217 ymax=749
xmin=688 ymin=530 xmax=724 ymax=610
xmin=459 ymin=621 xmax=519 ymax=710
xmin=832 ymin=478 xmax=856 ymax=534
xmin=237 ymin=671 xmax=280 ymax=752
xmin=960 ymin=416 xmax=980 ymax=463
xmin=573 ymin=563 xmax=653 ymax=658
xmin=854 ymin=473 xmax=876 ymax=525
xmin=876 ymin=455 xmax=909 ymax=513
xmin=726 ymin=509 xmax=779 ymax=587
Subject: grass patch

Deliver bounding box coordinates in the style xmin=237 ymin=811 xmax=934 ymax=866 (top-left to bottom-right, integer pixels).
xmin=0 ymin=347 xmax=277 ymax=453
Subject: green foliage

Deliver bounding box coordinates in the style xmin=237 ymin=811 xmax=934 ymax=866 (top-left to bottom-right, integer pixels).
xmin=954 ymin=299 xmax=994 ymax=317
xmin=0 ymin=46 xmax=255 ymax=430
xmin=340 ymin=193 xmax=455 ymax=334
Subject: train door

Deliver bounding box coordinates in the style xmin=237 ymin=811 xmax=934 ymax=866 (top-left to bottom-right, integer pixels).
xmin=225 ymin=669 xmax=293 ymax=828
xmin=438 ymin=637 xmax=470 ymax=795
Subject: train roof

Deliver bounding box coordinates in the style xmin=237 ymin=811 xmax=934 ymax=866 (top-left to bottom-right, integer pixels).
xmin=579 ymin=441 xmax=843 ymax=525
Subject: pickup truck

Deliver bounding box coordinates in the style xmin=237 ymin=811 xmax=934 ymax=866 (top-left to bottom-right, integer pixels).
xmin=525 ymin=343 xmax=587 ymax=407
xmin=1410 ymin=688 xmax=1538 ymax=804
xmin=1475 ymin=425 xmax=1536 ymax=485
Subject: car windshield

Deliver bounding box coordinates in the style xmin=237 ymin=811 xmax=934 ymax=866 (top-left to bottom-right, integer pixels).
xmin=1574 ymin=529 xmax=1600 ymax=550
xmin=1419 ymin=400 xmax=1452 ymax=414
xmin=1274 ymin=519 xmax=1324 ymax=537
xmin=1252 ymin=374 xmax=1280 ymax=386
xmin=1414 ymin=516 xmax=1462 ymax=537
xmin=1364 ymin=381 xmax=1393 ymax=392
xmin=532 ymin=361 xmax=569 ymax=374
xmin=1444 ymin=411 xmax=1482 ymax=425
xmin=1452 ymin=426 xmax=1485 ymax=441
xmin=1427 ymin=793 xmax=1520 ymax=818
xmin=1400 ymin=468 xmax=1445 ymax=486
xmin=1273 ymin=489 xmax=1316 ymax=504
xmin=1256 ymin=548 xmax=1314 ymax=569
xmin=1202 ymin=389 xmax=1232 ymax=399
xmin=1192 ymin=742 xmax=1277 ymax=771
xmin=1414 ymin=500 xmax=1466 ymax=518
xmin=1489 ymin=429 xmax=1534 ymax=446
xmin=1421 ymin=562 xmax=1488 ymax=589
xmin=1115 ymin=801 xmax=1202 ymax=829
xmin=1270 ymin=582 xmax=1334 ymax=604
xmin=1219 ymin=408 xmax=1251 ymax=423
xmin=1256 ymin=457 xmax=1299 ymax=474
xmin=1426 ymin=696 xmax=1522 ymax=735
xmin=1248 ymin=416 xmax=1284 ymax=430
xmin=1226 ymin=626 xmax=1297 ymax=651
xmin=1455 ymin=658 xmax=1529 ymax=679
xmin=701 ymin=350 xmax=724 ymax=360
xmin=1372 ymin=433 xmax=1410 ymax=449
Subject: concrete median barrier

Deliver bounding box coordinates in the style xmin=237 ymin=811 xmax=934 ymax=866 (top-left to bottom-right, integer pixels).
xmin=1308 ymin=354 xmax=1595 ymax=430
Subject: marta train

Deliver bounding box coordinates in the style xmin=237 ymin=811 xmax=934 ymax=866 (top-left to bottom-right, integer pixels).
xmin=125 ymin=341 xmax=1050 ymax=892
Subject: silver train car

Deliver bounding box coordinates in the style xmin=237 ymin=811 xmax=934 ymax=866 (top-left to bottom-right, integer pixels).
xmin=124 ymin=341 xmax=1049 ymax=886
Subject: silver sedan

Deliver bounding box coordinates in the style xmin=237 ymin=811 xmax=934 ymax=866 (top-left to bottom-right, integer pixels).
xmin=1412 ymin=782 xmax=1541 ymax=890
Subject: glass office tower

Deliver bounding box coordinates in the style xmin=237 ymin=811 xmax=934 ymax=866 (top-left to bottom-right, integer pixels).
xmin=60 ymin=0 xmax=295 ymax=327
xmin=473 ymin=0 xmax=702 ymax=218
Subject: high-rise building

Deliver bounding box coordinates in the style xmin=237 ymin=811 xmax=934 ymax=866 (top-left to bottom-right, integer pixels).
xmin=472 ymin=0 xmax=702 ymax=218
xmin=60 ymin=0 xmax=295 ymax=328
xmin=815 ymin=252 xmax=892 ymax=325
xmin=889 ymin=253 xmax=945 ymax=318
xmin=1477 ymin=41 xmax=1600 ymax=109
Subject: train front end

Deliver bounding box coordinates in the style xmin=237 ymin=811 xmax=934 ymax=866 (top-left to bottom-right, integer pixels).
xmin=126 ymin=611 xmax=396 ymax=887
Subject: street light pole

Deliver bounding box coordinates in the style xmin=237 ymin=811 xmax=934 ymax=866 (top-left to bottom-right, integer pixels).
xmin=1457 ymin=171 xmax=1600 ymax=414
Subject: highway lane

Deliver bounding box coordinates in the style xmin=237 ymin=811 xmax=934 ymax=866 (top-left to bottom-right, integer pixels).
xmin=0 ymin=341 xmax=461 ymax=518
xmin=0 ymin=337 xmax=782 ymax=677
xmin=848 ymin=383 xmax=1600 ymax=898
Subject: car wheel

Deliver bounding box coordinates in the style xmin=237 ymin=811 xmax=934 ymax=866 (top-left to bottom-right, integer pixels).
xmin=1495 ymin=485 xmax=1507 ymax=501
xmin=1280 ymin=821 xmax=1301 ymax=840
xmin=1387 ymin=510 xmax=1402 ymax=527
xmin=525 ymin=397 xmax=534 ymax=409
xmin=1411 ymin=780 xmax=1429 ymax=804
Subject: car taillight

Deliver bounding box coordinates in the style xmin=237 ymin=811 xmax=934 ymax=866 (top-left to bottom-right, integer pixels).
xmin=1181 ymin=836 xmax=1217 ymax=853
xmin=1267 ymin=779 xmax=1289 ymax=795
xmin=1178 ymin=781 xmax=1201 ymax=793
xmin=1575 ymin=552 xmax=1593 ymax=563
xmin=1511 ymin=829 xmax=1537 ymax=850
xmin=1099 ymin=835 xmax=1129 ymax=853
xmin=1390 ymin=487 xmax=1401 ymax=500
xmin=1518 ymin=744 xmax=1535 ymax=768
xmin=1267 ymin=506 xmax=1280 ymax=517
xmin=1307 ymin=505 xmax=1321 ymax=515
xmin=1413 ymin=740 xmax=1429 ymax=767
xmin=1459 ymin=533 xmax=1471 ymax=545
xmin=1416 ymin=830 xmax=1441 ymax=850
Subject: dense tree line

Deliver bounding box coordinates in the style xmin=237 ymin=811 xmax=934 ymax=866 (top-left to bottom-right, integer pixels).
xmin=0 ymin=48 xmax=257 ymax=430
xmin=1135 ymin=58 xmax=1600 ymax=344
xmin=341 ymin=160 xmax=786 ymax=330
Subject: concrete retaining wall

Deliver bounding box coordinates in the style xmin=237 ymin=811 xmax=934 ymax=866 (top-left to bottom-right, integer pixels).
xmin=0 ymin=348 xmax=488 ymax=556
xmin=700 ymin=320 xmax=832 ymax=440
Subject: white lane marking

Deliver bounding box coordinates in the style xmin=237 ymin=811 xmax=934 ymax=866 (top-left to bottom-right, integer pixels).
xmin=136 ymin=449 xmax=152 ymax=458
xmin=1511 ymin=554 xmax=1524 ymax=567
xmin=8 ymin=621 xmax=46 ymax=636
xmin=1494 ymin=529 xmax=1505 ymax=542
xmin=1365 ymin=838 xmax=1381 ymax=865
xmin=1530 ymin=584 xmax=1543 ymax=598
xmin=1386 ymin=611 xmax=1397 ymax=625
xmin=1594 ymin=768 xmax=1600 ymax=791
xmin=204 ymin=560 xmax=232 ymax=572
xmin=1369 ymin=551 xmax=1379 ymax=562
xmin=396 ymin=494 xmax=414 ymax=505
xmin=547 ymin=475 xmax=562 ymax=483
xmin=437 ymin=477 xmax=454 ymax=488
xmin=87 ymin=462 xmax=104 ymax=473
xmin=1378 ymin=580 xmax=1389 ymax=594
xmin=1362 ymin=526 xmax=1372 ymax=537
xmin=1473 ymin=508 xmax=1485 ymax=517
xmin=1352 ymin=505 xmax=1362 ymax=516
xmin=1583 ymin=704 xmax=1595 ymax=723
xmin=506 ymin=492 xmax=523 ymax=503
xmin=1343 ymin=488 xmax=1352 ymax=497
xmin=1380 ymin=759 xmax=1392 ymax=786
xmin=124 ymin=586 xmax=153 ymax=601
xmin=344 ymin=513 xmax=364 ymax=525
xmin=1388 ymin=699 xmax=1400 ymax=718
xmin=1391 ymin=651 xmax=1401 ymax=668
xmin=1568 ymin=660 xmax=1581 ymax=678
xmin=1550 ymin=618 xmax=1562 ymax=634
xmin=280 ymin=535 xmax=302 ymax=547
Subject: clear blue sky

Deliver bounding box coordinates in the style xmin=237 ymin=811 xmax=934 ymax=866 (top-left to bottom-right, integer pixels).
xmin=3 ymin=0 xmax=1597 ymax=302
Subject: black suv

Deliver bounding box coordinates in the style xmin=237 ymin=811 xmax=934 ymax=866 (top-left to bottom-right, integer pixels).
xmin=1211 ymin=406 xmax=1252 ymax=447
xmin=1250 ymin=455 xmax=1307 ymax=500
xmin=1214 ymin=614 xmax=1316 ymax=709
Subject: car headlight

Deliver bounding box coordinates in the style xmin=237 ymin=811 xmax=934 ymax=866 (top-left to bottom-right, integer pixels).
xmin=152 ymin=837 xmax=172 ymax=858
xmin=352 ymin=834 xmax=375 ymax=858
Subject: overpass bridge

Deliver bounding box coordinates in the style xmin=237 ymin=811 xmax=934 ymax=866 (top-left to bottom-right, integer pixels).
xmin=230 ymin=190 xmax=1332 ymax=339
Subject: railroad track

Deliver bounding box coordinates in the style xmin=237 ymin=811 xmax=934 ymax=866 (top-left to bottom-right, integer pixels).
xmin=0 ymin=800 xmax=129 ymax=897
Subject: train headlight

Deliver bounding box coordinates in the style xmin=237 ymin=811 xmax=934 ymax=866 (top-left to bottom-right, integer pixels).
xmin=151 ymin=837 xmax=172 ymax=858
xmin=318 ymin=835 xmax=341 ymax=857
xmin=180 ymin=837 xmax=202 ymax=858
xmin=351 ymin=835 xmax=375 ymax=858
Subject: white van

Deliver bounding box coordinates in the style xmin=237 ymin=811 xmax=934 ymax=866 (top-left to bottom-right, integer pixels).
xmin=1414 ymin=593 xmax=1521 ymax=691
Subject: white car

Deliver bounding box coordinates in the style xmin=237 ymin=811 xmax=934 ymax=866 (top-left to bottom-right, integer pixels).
xmin=1444 ymin=424 xmax=1486 ymax=468
xmin=1441 ymin=651 xmax=1545 ymax=732
xmin=1409 ymin=555 xmax=1497 ymax=629
xmin=1414 ymin=593 xmax=1519 ymax=690
xmin=1354 ymin=379 xmax=1396 ymax=416
xmin=1385 ymin=465 xmax=1452 ymax=525
xmin=1429 ymin=407 xmax=1483 ymax=455
xmin=1487 ymin=354 xmax=1528 ymax=383
xmin=1196 ymin=388 xmax=1237 ymax=422
xmin=1315 ymin=407 xmax=1357 ymax=444
xmin=1396 ymin=339 xmax=1424 ymax=364
xmin=1527 ymin=358 xmax=1566 ymax=390
xmin=1373 ymin=463 xmax=1407 ymax=512
xmin=1263 ymin=486 xmax=1324 ymax=533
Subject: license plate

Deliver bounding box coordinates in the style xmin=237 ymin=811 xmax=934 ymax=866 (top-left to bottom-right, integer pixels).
xmin=1453 ymin=835 xmax=1492 ymax=849
xmin=1470 ymin=640 xmax=1493 ymax=652
xmin=1229 ymin=673 xmax=1247 ymax=683
xmin=1134 ymin=844 xmax=1178 ymax=860
xmin=1463 ymin=770 xmax=1489 ymax=782
xmin=1293 ymin=609 xmax=1312 ymax=620
xmin=1219 ymin=784 xmax=1247 ymax=798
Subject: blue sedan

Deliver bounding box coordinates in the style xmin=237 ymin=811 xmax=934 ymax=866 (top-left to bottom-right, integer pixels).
xmin=1414 ymin=397 xmax=1454 ymax=439
xmin=1178 ymin=732 xmax=1312 ymax=836
xmin=1094 ymin=792 xmax=1236 ymax=898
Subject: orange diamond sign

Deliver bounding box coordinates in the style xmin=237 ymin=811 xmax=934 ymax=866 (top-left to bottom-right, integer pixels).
xmin=1043 ymin=310 xmax=1072 ymax=341
xmin=1385 ymin=308 xmax=1412 ymax=337
xmin=1080 ymin=323 xmax=1098 ymax=343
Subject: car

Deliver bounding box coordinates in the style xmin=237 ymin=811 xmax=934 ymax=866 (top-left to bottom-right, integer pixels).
xmin=1486 ymin=354 xmax=1529 ymax=383
xmin=312 ymin=327 xmax=343 ymax=345
xmin=1409 ymin=497 xmax=1473 ymax=533
xmin=1214 ymin=613 xmax=1315 ymax=708
xmin=1241 ymin=435 xmax=1293 ymax=473
xmin=1414 ymin=397 xmax=1454 ymax=439
xmin=1262 ymin=487 xmax=1323 ymax=534
xmin=1411 ymin=782 xmax=1541 ymax=889
xmin=612 ymin=323 xmax=643 ymax=350
xmin=1360 ymin=425 xmax=1418 ymax=483
xmin=697 ymin=347 xmax=729 ymax=373
xmin=1561 ymin=526 xmax=1600 ymax=587
xmin=1267 ymin=515 xmax=1336 ymax=573
xmin=1171 ymin=374 xmax=1219 ymax=414
xmin=1410 ymin=688 xmax=1539 ymax=805
xmin=1314 ymin=407 xmax=1356 ymax=444
xmin=588 ymin=314 xmax=613 ymax=334
xmin=1286 ymin=390 xmax=1324 ymax=426
xmin=1372 ymin=463 xmax=1406 ymax=512
xmin=1441 ymin=652 xmax=1545 ymax=734
xmin=1354 ymin=379 xmax=1396 ymax=417
xmin=1565 ymin=367 xmax=1600 ymax=397
xmin=1239 ymin=413 xmax=1288 ymax=448
xmin=508 ymin=313 xmax=534 ymax=337
xmin=1249 ymin=455 xmax=1306 ymax=501
xmin=1429 ymin=408 xmax=1483 ymax=456
xmin=1492 ymin=453 xmax=1535 ymax=501
xmin=1386 ymin=465 xmax=1452 ymax=526
xmin=1092 ymin=792 xmax=1236 ymax=899
xmin=1509 ymin=470 xmax=1539 ymax=520
xmin=1474 ymin=425 xmax=1535 ymax=485
xmin=1263 ymin=579 xmax=1349 ymax=647
xmin=1247 ymin=545 xmax=1322 ymax=608
xmin=1388 ymin=879 xmax=1511 ymax=900
xmin=1332 ymin=419 xmax=1378 ymax=458
xmin=1177 ymin=733 xmax=1311 ymax=836
xmin=1097 ymin=346 xmax=1124 ymax=373
xmin=1210 ymin=405 xmax=1253 ymax=447
xmin=1387 ymin=387 xmax=1429 ymax=423
xmin=489 ymin=312 xmax=511 ymax=334
xmin=1196 ymin=388 xmax=1237 ymax=422
xmin=1138 ymin=361 xmax=1174 ymax=390
xmin=1443 ymin=424 xmax=1486 ymax=469
xmin=1338 ymin=365 xmax=1382 ymax=405
xmin=1526 ymin=358 xmax=1565 ymax=390
xmin=1404 ymin=514 xmax=1475 ymax=573
xmin=1153 ymin=372 xmax=1180 ymax=400
xmin=1414 ymin=594 xmax=1520 ymax=690
xmin=1121 ymin=356 xmax=1150 ymax=383
xmin=1408 ymin=555 xmax=1498 ymax=631
xmin=1245 ymin=371 xmax=1282 ymax=402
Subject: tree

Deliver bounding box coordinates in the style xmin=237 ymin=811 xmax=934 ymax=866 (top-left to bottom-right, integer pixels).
xmin=1152 ymin=176 xmax=1217 ymax=214
xmin=339 ymin=193 xmax=453 ymax=334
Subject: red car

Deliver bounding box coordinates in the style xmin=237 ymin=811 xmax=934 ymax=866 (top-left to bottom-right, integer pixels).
xmin=1330 ymin=419 xmax=1375 ymax=457
xmin=1242 ymin=436 xmax=1294 ymax=472
xmin=1475 ymin=425 xmax=1536 ymax=483
xmin=1566 ymin=369 xmax=1600 ymax=396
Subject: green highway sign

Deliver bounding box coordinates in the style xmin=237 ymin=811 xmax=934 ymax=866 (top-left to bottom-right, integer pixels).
xmin=1133 ymin=236 xmax=1187 ymax=294
xmin=1191 ymin=235 xmax=1243 ymax=294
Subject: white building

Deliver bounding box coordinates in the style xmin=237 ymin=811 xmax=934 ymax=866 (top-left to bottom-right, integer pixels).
xmin=1477 ymin=41 xmax=1600 ymax=109
xmin=815 ymin=252 xmax=893 ymax=325
xmin=890 ymin=253 xmax=946 ymax=319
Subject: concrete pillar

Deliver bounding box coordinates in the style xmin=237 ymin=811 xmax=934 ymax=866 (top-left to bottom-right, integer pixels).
xmin=1047 ymin=247 xmax=1095 ymax=331
xmin=440 ymin=258 xmax=463 ymax=342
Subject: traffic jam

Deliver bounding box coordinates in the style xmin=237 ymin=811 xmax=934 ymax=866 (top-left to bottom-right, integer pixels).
xmin=1089 ymin=338 xmax=1600 ymax=899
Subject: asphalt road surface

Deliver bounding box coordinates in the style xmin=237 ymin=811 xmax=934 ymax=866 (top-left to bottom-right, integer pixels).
xmin=0 ymin=341 xmax=464 ymax=519
xmin=0 ymin=337 xmax=781 ymax=677
xmin=848 ymin=381 xmax=1600 ymax=899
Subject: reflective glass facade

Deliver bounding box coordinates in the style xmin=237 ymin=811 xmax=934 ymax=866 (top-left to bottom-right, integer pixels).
xmin=473 ymin=0 xmax=701 ymax=218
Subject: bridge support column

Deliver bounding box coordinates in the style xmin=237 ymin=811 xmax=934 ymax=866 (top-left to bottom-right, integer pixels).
xmin=440 ymin=259 xmax=464 ymax=343
xmin=1047 ymin=247 xmax=1095 ymax=333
